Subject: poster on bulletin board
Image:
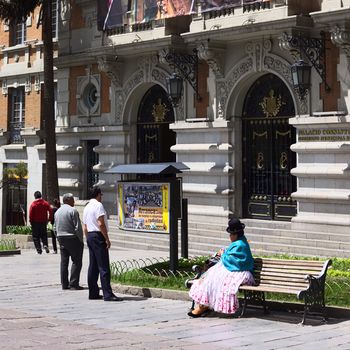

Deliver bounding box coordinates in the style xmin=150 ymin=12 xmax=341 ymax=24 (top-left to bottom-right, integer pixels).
xmin=118 ymin=182 xmax=170 ymax=233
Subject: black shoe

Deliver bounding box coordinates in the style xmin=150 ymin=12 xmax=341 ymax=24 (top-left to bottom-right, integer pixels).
xmin=89 ymin=295 xmax=103 ymax=300
xmin=104 ymin=295 xmax=123 ymax=302
xmin=70 ymin=286 xmax=84 ymax=290
xmin=44 ymin=246 xmax=50 ymax=253
xmin=187 ymin=310 xmax=209 ymax=318
xmin=62 ymin=286 xmax=70 ymax=290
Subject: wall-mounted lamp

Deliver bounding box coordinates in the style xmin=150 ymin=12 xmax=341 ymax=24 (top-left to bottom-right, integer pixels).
xmin=291 ymin=59 xmax=311 ymax=100
xmin=161 ymin=49 xmax=201 ymax=106
xmin=281 ymin=32 xmax=331 ymax=100
xmin=166 ymin=73 xmax=183 ymax=107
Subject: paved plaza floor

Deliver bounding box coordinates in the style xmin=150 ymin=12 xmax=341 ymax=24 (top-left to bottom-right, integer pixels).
xmin=0 ymin=248 xmax=350 ymax=350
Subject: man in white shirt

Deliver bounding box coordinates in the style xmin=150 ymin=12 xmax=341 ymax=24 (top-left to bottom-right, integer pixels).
xmin=83 ymin=187 xmax=123 ymax=301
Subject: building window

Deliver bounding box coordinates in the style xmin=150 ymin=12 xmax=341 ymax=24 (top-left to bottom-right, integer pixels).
xmin=52 ymin=0 xmax=59 ymax=39
xmin=11 ymin=21 xmax=26 ymax=46
xmin=77 ymin=75 xmax=101 ymax=116
xmin=8 ymin=87 xmax=25 ymax=144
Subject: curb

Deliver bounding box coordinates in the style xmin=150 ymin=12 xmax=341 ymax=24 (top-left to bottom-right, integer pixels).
xmin=0 ymin=249 xmax=21 ymax=256
xmin=112 ymin=283 xmax=191 ymax=301
xmin=112 ymin=283 xmax=350 ymax=319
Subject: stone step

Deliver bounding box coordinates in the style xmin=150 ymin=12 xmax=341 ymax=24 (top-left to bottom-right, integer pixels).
xmin=186 ymin=225 xmax=350 ymax=243
xmin=186 ymin=231 xmax=350 ymax=251
xmin=187 ymin=218 xmax=292 ymax=231
xmin=109 ymin=238 xmax=169 ymax=252
xmin=107 ymin=219 xmax=350 ymax=258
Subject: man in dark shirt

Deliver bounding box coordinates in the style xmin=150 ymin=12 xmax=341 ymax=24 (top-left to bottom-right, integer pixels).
xmin=29 ymin=191 xmax=52 ymax=254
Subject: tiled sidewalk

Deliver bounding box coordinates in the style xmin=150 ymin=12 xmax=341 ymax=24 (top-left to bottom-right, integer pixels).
xmin=0 ymin=249 xmax=349 ymax=350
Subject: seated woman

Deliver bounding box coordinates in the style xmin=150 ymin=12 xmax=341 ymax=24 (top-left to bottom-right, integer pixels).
xmin=188 ymin=218 xmax=255 ymax=317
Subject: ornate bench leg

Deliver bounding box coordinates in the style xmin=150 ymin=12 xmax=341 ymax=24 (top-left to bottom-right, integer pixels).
xmin=261 ymin=292 xmax=269 ymax=314
xmin=301 ymin=304 xmax=309 ymax=325
xmin=239 ymin=291 xmax=248 ymax=317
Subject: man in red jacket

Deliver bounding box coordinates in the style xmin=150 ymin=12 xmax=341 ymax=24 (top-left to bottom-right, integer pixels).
xmin=29 ymin=191 xmax=53 ymax=254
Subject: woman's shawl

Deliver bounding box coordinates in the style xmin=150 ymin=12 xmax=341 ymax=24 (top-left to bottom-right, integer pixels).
xmin=221 ymin=236 xmax=254 ymax=272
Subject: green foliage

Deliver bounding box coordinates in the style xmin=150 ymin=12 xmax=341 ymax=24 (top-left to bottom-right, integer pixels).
xmin=6 ymin=225 xmax=32 ymax=235
xmin=0 ymin=0 xmax=40 ymax=22
xmin=0 ymin=237 xmax=16 ymax=251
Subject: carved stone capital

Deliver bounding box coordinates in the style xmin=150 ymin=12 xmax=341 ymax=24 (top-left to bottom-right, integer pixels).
xmin=278 ymin=32 xmax=299 ymax=62
xmin=97 ymin=55 xmax=122 ymax=87
xmin=331 ymin=25 xmax=350 ymax=60
xmin=197 ymin=42 xmax=225 ymax=78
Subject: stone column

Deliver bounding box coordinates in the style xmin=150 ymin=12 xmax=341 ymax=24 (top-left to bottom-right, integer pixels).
xmin=290 ymin=112 xmax=350 ymax=234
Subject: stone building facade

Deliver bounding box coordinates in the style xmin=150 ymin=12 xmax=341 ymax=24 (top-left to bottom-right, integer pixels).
xmin=0 ymin=0 xmax=349 ymax=255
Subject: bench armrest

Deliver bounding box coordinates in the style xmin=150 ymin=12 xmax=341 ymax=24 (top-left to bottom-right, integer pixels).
xmin=297 ymin=259 xmax=332 ymax=300
xmin=184 ymin=264 xmax=203 ymax=289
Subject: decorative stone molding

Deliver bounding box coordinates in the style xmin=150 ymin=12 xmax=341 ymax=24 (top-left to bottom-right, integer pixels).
xmin=331 ymin=25 xmax=350 ymax=62
xmin=97 ymin=55 xmax=122 ymax=88
xmin=56 ymin=145 xmax=83 ymax=153
xmin=34 ymin=75 xmax=41 ymax=92
xmin=217 ymin=57 xmax=253 ymax=119
xmin=246 ymin=39 xmax=272 ymax=72
xmin=76 ymin=74 xmax=101 ymax=117
xmin=278 ymin=32 xmax=300 ymax=62
xmin=217 ymin=43 xmax=307 ymax=119
xmin=56 ymin=161 xmax=80 ymax=171
xmin=2 ymin=80 xmax=7 ymax=95
xmin=25 ymin=77 xmax=31 ymax=94
xmin=263 ymin=54 xmax=308 ymax=114
xmin=93 ymin=144 xmax=128 ymax=154
xmin=138 ymin=56 xmax=158 ymax=82
xmin=58 ymin=178 xmax=82 ymax=188
xmin=197 ymin=42 xmax=225 ymax=78
xmin=117 ymin=61 xmax=183 ymax=124
xmin=93 ymin=162 xmax=116 ymax=172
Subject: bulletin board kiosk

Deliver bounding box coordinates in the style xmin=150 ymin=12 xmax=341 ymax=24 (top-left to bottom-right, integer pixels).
xmin=105 ymin=163 xmax=189 ymax=272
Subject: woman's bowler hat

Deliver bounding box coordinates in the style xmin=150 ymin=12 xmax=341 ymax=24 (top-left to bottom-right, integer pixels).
xmin=226 ymin=218 xmax=245 ymax=235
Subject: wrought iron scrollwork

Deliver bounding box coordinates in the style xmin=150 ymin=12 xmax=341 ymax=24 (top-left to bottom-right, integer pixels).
xmin=161 ymin=48 xmax=200 ymax=99
xmin=283 ymin=31 xmax=331 ymax=91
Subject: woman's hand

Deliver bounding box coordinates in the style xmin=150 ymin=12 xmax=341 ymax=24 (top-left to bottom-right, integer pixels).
xmin=216 ymin=248 xmax=225 ymax=257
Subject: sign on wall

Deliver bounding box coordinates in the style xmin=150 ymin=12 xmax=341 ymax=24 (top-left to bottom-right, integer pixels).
xmin=118 ymin=182 xmax=170 ymax=233
xmin=98 ymin=0 xmax=270 ymax=30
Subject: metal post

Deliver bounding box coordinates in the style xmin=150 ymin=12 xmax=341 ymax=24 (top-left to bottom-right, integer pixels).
xmin=169 ymin=204 xmax=178 ymax=272
xmin=181 ymin=198 xmax=188 ymax=258
xmin=169 ymin=179 xmax=179 ymax=272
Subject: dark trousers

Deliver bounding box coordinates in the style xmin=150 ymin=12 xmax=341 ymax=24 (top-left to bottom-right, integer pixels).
xmin=31 ymin=222 xmax=49 ymax=253
xmin=86 ymin=231 xmax=113 ymax=299
xmin=58 ymin=236 xmax=84 ymax=288
xmin=50 ymin=230 xmax=57 ymax=252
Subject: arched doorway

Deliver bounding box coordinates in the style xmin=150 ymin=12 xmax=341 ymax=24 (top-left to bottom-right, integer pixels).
xmin=242 ymin=73 xmax=296 ymax=221
xmin=137 ymin=85 xmax=176 ymax=163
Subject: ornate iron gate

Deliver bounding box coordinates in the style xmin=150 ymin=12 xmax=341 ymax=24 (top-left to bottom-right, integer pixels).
xmin=242 ymin=74 xmax=297 ymax=221
xmin=137 ymin=85 xmax=176 ymax=164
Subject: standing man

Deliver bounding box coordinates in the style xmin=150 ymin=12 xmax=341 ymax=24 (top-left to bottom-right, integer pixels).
xmin=54 ymin=193 xmax=84 ymax=290
xmin=29 ymin=191 xmax=52 ymax=254
xmin=83 ymin=187 xmax=123 ymax=301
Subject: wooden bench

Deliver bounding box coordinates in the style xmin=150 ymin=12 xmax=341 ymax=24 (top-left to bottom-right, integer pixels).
xmin=186 ymin=257 xmax=332 ymax=324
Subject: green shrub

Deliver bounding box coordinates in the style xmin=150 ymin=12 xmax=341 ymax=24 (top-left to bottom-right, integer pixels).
xmin=0 ymin=238 xmax=16 ymax=251
xmin=6 ymin=225 xmax=32 ymax=235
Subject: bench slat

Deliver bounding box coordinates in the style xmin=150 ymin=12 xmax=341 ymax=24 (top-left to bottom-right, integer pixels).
xmin=240 ymin=284 xmax=301 ymax=294
xmin=254 ymin=258 xmax=325 ymax=267
xmin=254 ymin=263 xmax=324 ymax=272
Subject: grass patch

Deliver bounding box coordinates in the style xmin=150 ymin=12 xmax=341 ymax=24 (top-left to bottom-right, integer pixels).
xmin=6 ymin=225 xmax=32 ymax=235
xmin=0 ymin=237 xmax=17 ymax=251
xmin=111 ymin=255 xmax=350 ymax=307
